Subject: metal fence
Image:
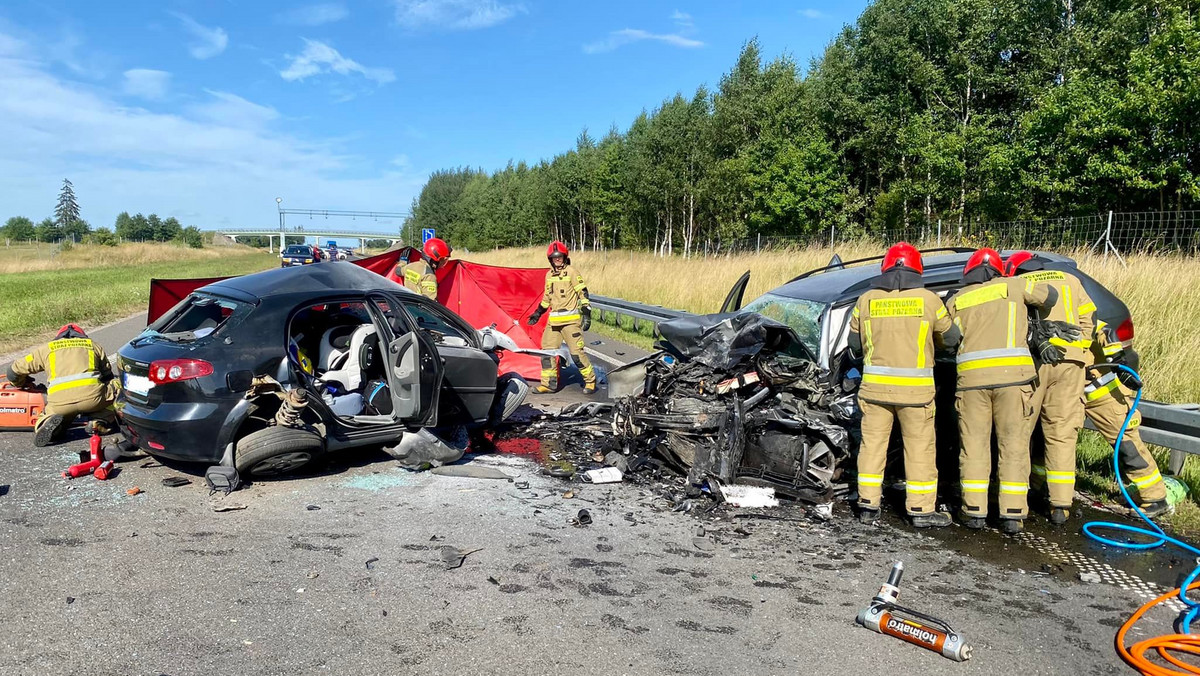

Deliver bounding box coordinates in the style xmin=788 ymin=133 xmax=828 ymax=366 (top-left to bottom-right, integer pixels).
xmin=696 ymin=210 xmax=1200 ymax=258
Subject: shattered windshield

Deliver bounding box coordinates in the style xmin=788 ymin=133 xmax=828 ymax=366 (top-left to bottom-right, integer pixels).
xmin=739 ymin=293 xmax=826 ymax=357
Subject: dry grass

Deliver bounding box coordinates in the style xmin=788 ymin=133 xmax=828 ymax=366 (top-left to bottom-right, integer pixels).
xmin=0 ymin=242 xmax=243 ymax=275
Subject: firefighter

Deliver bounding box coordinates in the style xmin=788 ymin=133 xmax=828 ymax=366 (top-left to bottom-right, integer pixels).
xmin=849 ymin=242 xmax=960 ymax=528
xmin=5 ymin=324 xmax=120 ymax=447
xmin=1006 ymin=251 xmax=1096 ymax=525
xmin=395 ymin=237 xmax=450 ymax=300
xmin=526 ymin=241 xmax=596 ymax=394
xmin=947 ymin=248 xmax=1056 ymax=535
xmin=1084 ymin=318 xmax=1171 ymax=517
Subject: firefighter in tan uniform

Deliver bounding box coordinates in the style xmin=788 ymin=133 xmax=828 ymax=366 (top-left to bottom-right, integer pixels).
xmin=1006 ymin=251 xmax=1095 ymax=525
xmin=947 ymin=248 xmax=1055 ymax=535
xmin=394 ymin=237 xmax=450 ymax=300
xmin=1083 ymin=317 xmax=1171 ymax=517
xmin=5 ymin=324 xmax=120 ymax=446
xmin=526 ymin=241 xmax=596 ymax=394
xmin=849 ymin=243 xmax=960 ymax=527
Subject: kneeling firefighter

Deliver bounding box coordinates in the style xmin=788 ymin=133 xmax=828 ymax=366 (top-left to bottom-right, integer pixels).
xmin=5 ymin=324 xmax=121 ymax=446
xmin=1084 ymin=318 xmax=1172 ymax=517
xmin=527 ymin=241 xmax=596 ymax=394
xmin=850 ymin=242 xmax=960 ymax=528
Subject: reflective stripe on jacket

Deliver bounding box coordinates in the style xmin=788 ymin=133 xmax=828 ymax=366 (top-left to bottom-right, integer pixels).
xmin=1019 ymin=269 xmax=1096 ymax=363
xmin=398 ymin=261 xmax=438 ymax=300
xmin=850 ymin=287 xmax=953 ymax=406
xmin=948 ymin=277 xmax=1051 ymax=389
xmin=542 ymin=264 xmax=589 ymax=325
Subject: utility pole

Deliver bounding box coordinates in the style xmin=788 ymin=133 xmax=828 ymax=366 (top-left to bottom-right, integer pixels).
xmin=276 ymin=197 xmax=284 ymax=253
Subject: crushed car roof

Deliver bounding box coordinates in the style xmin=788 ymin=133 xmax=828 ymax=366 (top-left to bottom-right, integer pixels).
xmin=203 ymin=261 xmax=412 ymax=299
xmin=770 ymin=250 xmax=1075 ymax=305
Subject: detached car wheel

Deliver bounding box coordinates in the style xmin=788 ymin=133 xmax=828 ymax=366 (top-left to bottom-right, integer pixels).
xmin=235 ymin=426 xmax=324 ymax=478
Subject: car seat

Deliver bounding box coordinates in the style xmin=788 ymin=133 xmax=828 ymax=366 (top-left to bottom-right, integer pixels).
xmin=321 ymin=324 xmax=378 ymax=392
xmin=318 ymin=325 xmax=359 ymax=371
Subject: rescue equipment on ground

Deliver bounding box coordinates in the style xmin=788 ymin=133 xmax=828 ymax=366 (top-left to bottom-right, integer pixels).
xmin=0 ymin=375 xmax=44 ymax=430
xmin=856 ymin=561 xmax=972 ymax=662
xmin=63 ymin=434 xmax=104 ymax=479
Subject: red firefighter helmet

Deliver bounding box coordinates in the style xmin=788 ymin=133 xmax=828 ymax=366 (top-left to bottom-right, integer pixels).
xmin=965 ymin=248 xmax=1005 ymax=277
xmin=881 ymin=242 xmax=923 ymax=274
xmin=56 ymin=324 xmax=87 ymax=339
xmin=1004 ymin=250 xmax=1035 ymax=277
xmin=423 ymin=237 xmax=450 ymax=264
xmin=547 ymin=241 xmax=569 ymax=261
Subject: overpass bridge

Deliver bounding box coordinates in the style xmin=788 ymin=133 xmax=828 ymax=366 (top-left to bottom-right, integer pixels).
xmin=218 ymin=228 xmax=404 ymax=252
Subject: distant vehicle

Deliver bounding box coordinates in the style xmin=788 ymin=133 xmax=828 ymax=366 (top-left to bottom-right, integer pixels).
xmin=280 ymin=244 xmax=317 ymax=267
xmin=115 ymin=263 xmax=527 ymax=477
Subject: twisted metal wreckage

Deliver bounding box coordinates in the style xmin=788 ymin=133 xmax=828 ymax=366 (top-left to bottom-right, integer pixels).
xmin=522 ymin=312 xmax=859 ymax=506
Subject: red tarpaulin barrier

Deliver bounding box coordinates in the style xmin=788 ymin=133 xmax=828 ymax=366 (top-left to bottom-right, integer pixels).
xmin=434 ymin=259 xmax=549 ymax=381
xmin=146 ymin=248 xmax=412 ymax=323
xmin=145 ymin=248 xmax=552 ymax=381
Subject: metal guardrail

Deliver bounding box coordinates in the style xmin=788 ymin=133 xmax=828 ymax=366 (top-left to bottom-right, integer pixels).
xmin=591 ymin=294 xmax=1200 ymax=467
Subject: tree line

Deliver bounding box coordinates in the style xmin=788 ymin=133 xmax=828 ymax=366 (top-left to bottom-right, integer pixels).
xmin=3 ymin=179 xmax=206 ymax=248
xmin=404 ymin=0 xmax=1200 ymax=256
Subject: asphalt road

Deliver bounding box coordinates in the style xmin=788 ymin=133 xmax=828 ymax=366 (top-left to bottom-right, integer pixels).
xmin=0 ymin=313 xmax=1178 ymax=675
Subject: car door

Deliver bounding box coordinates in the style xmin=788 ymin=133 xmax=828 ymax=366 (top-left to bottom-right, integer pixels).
xmin=720 ymin=271 xmax=751 ymax=314
xmin=368 ymin=295 xmax=443 ymax=425
xmin=394 ymin=295 xmax=499 ymax=424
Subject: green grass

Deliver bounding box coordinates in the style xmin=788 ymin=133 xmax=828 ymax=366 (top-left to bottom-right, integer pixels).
xmin=1075 ymin=431 xmax=1200 ymax=535
xmin=592 ymin=310 xmax=657 ymax=351
xmin=0 ymin=250 xmax=275 ymax=353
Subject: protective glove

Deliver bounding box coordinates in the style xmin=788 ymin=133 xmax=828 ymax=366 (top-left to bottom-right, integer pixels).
xmin=1118 ymin=368 xmax=1143 ymax=391
xmin=526 ymin=307 xmax=546 ymax=326
xmin=1030 ymin=318 xmax=1081 ymax=365
xmin=580 ymin=306 xmax=592 ymax=331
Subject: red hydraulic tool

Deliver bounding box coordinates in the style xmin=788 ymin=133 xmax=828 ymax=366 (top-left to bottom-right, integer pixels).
xmin=63 ymin=434 xmax=104 ymax=479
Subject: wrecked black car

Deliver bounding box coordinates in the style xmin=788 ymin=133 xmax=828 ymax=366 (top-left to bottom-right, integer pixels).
xmin=116 ymin=262 xmax=527 ymax=477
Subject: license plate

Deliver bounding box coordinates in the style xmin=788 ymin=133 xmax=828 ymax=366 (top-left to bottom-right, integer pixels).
xmin=124 ymin=373 xmax=152 ymax=396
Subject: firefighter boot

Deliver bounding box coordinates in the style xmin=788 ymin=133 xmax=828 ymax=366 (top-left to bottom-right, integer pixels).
xmin=85 ymin=419 xmax=113 ymax=436
xmin=534 ymin=385 xmax=554 ymax=394
xmin=858 ymin=507 xmax=880 ymax=525
xmin=34 ymin=414 xmax=67 ymax=447
xmin=961 ymin=515 xmax=987 ymax=530
xmin=911 ymin=512 xmax=952 ymax=528
xmin=1140 ymin=500 xmax=1173 ymax=519
xmin=583 ymin=382 xmax=597 ymax=394
xmin=1049 ymin=507 xmax=1070 ymax=525
xmin=1000 ymin=518 xmax=1024 ymax=535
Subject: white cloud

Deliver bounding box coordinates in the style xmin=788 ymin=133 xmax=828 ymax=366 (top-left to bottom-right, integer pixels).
xmin=393 ymin=0 xmax=525 ymax=30
xmin=277 ymin=3 xmax=349 ymax=26
xmin=122 ymin=69 xmax=170 ymax=100
xmin=799 ymin=9 xmax=828 ymax=19
xmin=584 ymin=29 xmax=705 ymax=54
xmin=0 ymin=35 xmax=423 ymax=231
xmin=670 ymin=10 xmax=694 ymax=31
xmin=171 ymin=12 xmax=228 ymax=59
xmin=280 ymin=39 xmax=395 ymax=84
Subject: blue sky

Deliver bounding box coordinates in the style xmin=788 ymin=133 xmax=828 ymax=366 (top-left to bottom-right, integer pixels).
xmin=0 ymin=1 xmax=868 ymax=236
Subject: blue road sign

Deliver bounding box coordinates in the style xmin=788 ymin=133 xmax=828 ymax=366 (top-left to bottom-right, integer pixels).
xmin=422 ymin=228 xmax=436 ymax=244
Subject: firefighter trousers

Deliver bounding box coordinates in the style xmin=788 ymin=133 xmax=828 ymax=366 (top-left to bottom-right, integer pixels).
xmin=1085 ymin=390 xmax=1167 ymax=503
xmin=857 ymin=399 xmax=938 ymax=515
xmin=957 ymin=384 xmax=1036 ymax=520
xmin=540 ymin=321 xmax=595 ymax=390
xmin=1029 ymin=361 xmax=1087 ymax=508
xmin=36 ymin=380 xmax=120 ymax=432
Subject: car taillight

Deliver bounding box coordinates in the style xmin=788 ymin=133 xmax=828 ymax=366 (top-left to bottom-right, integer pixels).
xmin=1115 ymin=318 xmax=1135 ymax=342
xmin=148 ymin=359 xmax=214 ymax=385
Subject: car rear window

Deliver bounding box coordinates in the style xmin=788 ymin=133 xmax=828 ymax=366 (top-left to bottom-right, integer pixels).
xmin=139 ymin=294 xmax=251 ymax=345
xmin=285 ymin=246 xmax=311 ymax=255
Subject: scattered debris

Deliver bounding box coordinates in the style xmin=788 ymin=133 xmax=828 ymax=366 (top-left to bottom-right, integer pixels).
xmin=514 ymin=481 xmax=530 ymax=490
xmin=66 ymin=597 xmax=75 ymax=605
xmin=365 ymin=557 xmax=379 ymax=571
xmin=487 ymin=576 xmax=500 ymax=586
xmin=161 ymin=476 xmax=191 ymax=488
xmin=693 ymin=537 xmax=717 ymax=552
xmin=0 ymin=484 xmax=8 ymax=497
xmin=126 ymin=486 xmax=143 ymax=496
xmin=721 ymin=485 xmax=779 ymax=508
xmin=204 ymin=466 xmax=241 ymax=495
xmin=1079 ymin=572 xmax=1102 ymax=584
xmin=212 ymin=504 xmax=248 ymax=513
xmin=306 ymin=505 xmax=321 ymax=511
xmin=583 ymin=467 xmax=623 ymax=484
xmin=562 ymin=490 xmax=575 ymax=499
xmin=430 ymin=465 xmax=513 ymax=480
xmin=139 ymin=461 xmax=162 ymax=469
xmin=570 ymin=509 xmax=593 ymax=527
xmin=306 ymin=571 xmax=320 ymax=579
xmin=441 ymin=546 xmax=482 ymax=570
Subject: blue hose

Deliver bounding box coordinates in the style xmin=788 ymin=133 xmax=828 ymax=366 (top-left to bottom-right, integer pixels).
xmin=1081 ymin=364 xmax=1200 ymax=631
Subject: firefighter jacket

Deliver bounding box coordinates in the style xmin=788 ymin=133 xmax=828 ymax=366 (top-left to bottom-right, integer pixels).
xmin=398 ymin=261 xmax=438 ymax=300
xmin=7 ymin=337 xmax=113 ymax=407
xmin=947 ymin=276 xmax=1054 ymax=390
xmin=850 ymin=282 xmax=957 ymax=406
xmin=541 ymin=264 xmax=589 ymax=326
xmin=1019 ymin=268 xmax=1096 ymax=364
